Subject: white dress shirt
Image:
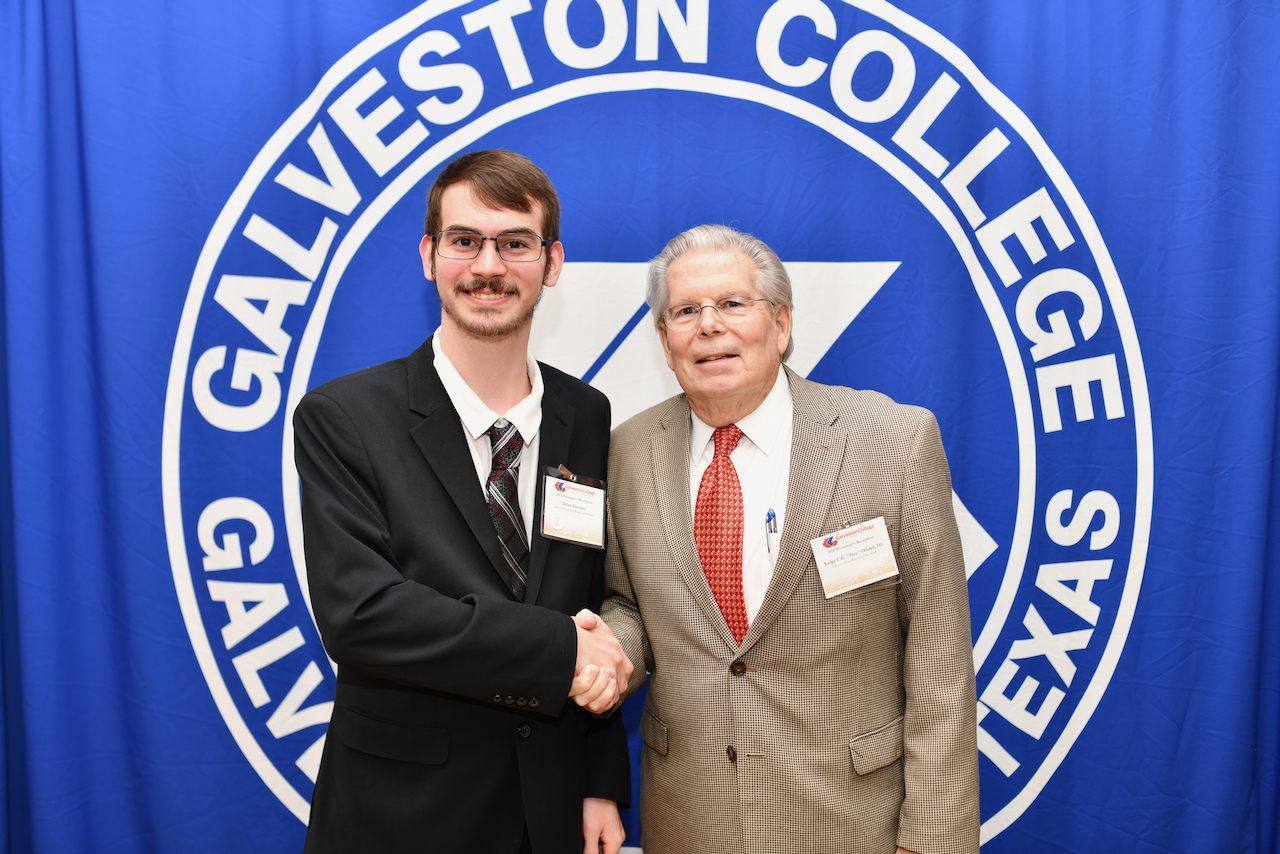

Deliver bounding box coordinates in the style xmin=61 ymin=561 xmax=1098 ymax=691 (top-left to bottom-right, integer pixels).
xmin=689 ymin=366 xmax=793 ymax=623
xmin=432 ymin=332 xmax=543 ymax=544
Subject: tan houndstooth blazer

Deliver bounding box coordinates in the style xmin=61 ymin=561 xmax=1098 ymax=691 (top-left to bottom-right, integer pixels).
xmin=602 ymin=368 xmax=979 ymax=854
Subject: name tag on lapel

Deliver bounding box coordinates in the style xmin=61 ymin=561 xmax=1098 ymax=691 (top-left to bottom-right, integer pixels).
xmin=540 ymin=466 xmax=606 ymax=549
xmin=809 ymin=516 xmax=900 ymax=598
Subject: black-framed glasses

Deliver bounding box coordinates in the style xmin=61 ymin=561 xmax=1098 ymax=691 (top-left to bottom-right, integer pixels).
xmin=433 ymin=229 xmax=550 ymax=262
xmin=661 ymin=296 xmax=774 ymax=329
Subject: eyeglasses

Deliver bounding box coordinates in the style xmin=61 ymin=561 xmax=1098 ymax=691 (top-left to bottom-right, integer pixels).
xmin=661 ymin=296 xmax=774 ymax=329
xmin=433 ymin=229 xmax=550 ymax=262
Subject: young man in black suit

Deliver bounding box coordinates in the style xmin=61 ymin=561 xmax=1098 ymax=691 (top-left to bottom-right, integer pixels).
xmin=295 ymin=150 xmax=631 ymax=854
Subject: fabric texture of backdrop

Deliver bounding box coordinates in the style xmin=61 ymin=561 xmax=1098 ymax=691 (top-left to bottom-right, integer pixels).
xmin=0 ymin=1 xmax=1278 ymax=852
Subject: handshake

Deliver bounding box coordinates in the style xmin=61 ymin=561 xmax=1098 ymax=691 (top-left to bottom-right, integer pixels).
xmin=569 ymin=610 xmax=633 ymax=714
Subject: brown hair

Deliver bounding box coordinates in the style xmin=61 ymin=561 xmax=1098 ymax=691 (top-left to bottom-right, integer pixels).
xmin=423 ymin=149 xmax=560 ymax=243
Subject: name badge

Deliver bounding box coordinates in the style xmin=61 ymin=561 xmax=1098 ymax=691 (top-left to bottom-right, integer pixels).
xmin=809 ymin=516 xmax=900 ymax=598
xmin=540 ymin=466 xmax=606 ymax=549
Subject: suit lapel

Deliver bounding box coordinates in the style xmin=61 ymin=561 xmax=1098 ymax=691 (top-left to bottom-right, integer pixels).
xmin=405 ymin=338 xmax=512 ymax=595
xmin=652 ymin=397 xmax=742 ymax=651
xmin=740 ymin=369 xmax=847 ymax=650
xmin=525 ymin=369 xmax=573 ymax=604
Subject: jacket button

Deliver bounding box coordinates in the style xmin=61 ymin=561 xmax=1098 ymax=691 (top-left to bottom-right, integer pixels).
xmin=729 ymin=661 xmax=747 ymax=676
xmin=518 ymin=724 xmax=531 ymax=738
xmin=726 ymin=745 xmax=737 ymax=762
xmin=516 ymin=697 xmax=528 ymax=706
xmin=505 ymin=696 xmax=516 ymax=705
xmin=492 ymin=695 xmax=503 ymax=703
xmin=528 ymin=698 xmax=540 ymax=708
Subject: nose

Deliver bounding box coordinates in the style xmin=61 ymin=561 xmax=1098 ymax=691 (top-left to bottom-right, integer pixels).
xmin=695 ymin=303 xmax=727 ymax=335
xmin=468 ymin=238 xmax=508 ymax=276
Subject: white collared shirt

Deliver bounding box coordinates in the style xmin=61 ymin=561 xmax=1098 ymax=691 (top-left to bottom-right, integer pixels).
xmin=689 ymin=366 xmax=794 ymax=623
xmin=432 ymin=332 xmax=543 ymax=543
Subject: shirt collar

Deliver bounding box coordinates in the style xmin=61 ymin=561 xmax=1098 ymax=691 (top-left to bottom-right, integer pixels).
xmin=690 ymin=365 xmax=792 ymax=458
xmin=432 ymin=331 xmax=544 ymax=444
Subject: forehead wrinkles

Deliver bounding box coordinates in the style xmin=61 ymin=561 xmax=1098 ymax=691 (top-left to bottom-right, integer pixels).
xmin=668 ymin=250 xmax=759 ymax=301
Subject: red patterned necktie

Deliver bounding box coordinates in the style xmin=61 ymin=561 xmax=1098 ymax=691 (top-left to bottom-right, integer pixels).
xmin=486 ymin=419 xmax=528 ymax=600
xmin=694 ymin=424 xmax=749 ymax=643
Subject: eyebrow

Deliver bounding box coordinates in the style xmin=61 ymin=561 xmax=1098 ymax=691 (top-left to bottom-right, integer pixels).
xmin=441 ymin=225 xmax=540 ymax=236
xmin=671 ymin=291 xmax=758 ymax=304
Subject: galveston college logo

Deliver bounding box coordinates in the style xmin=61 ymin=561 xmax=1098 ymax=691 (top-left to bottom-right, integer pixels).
xmin=162 ymin=0 xmax=1151 ymax=842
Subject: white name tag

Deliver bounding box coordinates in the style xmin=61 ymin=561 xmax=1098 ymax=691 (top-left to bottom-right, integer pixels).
xmin=809 ymin=516 xmax=900 ymax=598
xmin=540 ymin=467 xmax=606 ymax=549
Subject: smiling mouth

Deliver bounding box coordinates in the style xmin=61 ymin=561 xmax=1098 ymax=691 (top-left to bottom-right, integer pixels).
xmin=697 ymin=354 xmax=737 ymax=364
xmin=460 ymin=279 xmax=517 ymax=302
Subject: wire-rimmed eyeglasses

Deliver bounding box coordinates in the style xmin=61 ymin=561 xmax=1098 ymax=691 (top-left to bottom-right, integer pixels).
xmin=660 ymin=296 xmax=774 ymax=329
xmin=433 ymin=229 xmax=550 ymax=262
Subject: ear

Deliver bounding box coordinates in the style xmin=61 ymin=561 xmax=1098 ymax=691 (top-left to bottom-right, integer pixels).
xmin=418 ymin=234 xmax=434 ymax=281
xmin=774 ymin=302 xmax=793 ymax=358
xmin=541 ymin=240 xmax=565 ymax=289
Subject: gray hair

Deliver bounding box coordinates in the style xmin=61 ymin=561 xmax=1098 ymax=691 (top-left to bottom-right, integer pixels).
xmin=646 ymin=224 xmax=794 ymax=361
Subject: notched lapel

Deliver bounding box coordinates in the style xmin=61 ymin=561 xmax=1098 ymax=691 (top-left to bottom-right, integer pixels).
xmin=525 ymin=379 xmax=573 ymax=604
xmin=406 ymin=340 xmax=512 ymax=595
xmin=741 ymin=373 xmax=848 ymax=649
xmin=653 ymin=400 xmax=740 ymax=651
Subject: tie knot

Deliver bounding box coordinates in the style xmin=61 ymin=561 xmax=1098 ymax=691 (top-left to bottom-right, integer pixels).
xmin=487 ymin=420 xmax=524 ymax=469
xmin=712 ymin=424 xmax=743 ymax=459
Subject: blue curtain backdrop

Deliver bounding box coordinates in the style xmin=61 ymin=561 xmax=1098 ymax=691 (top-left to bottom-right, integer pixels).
xmin=1 ymin=1 xmax=1278 ymax=852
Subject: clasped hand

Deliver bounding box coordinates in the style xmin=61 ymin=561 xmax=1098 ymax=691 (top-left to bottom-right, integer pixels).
xmin=568 ymin=610 xmax=632 ymax=714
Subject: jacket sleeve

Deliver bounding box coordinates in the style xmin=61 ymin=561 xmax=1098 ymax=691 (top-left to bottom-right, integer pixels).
xmin=895 ymin=411 xmax=981 ymax=854
xmin=293 ymin=389 xmax=578 ymax=718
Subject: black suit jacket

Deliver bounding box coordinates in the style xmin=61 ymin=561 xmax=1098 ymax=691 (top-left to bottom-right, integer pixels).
xmin=294 ymin=338 xmax=630 ymax=854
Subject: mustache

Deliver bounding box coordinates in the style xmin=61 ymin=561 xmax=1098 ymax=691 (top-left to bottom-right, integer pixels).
xmin=456 ymin=277 xmax=517 ymax=294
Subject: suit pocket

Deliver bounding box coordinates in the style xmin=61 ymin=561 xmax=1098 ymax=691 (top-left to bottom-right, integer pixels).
xmin=639 ymin=707 xmax=668 ymax=756
xmin=341 ymin=706 xmax=449 ymax=765
xmin=848 ymin=715 xmax=903 ymax=776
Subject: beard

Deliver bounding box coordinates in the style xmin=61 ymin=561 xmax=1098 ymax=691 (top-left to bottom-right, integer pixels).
xmin=438 ymin=275 xmax=544 ymax=340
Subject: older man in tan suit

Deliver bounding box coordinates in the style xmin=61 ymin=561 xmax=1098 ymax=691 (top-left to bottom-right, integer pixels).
xmin=595 ymin=224 xmax=979 ymax=853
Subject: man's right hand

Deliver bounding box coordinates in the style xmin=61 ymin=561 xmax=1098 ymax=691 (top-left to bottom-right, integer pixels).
xmin=569 ymin=610 xmax=633 ymax=714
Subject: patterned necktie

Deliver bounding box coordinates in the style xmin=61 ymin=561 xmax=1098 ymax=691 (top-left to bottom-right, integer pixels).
xmin=486 ymin=419 xmax=528 ymax=600
xmin=694 ymin=424 xmax=749 ymax=643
